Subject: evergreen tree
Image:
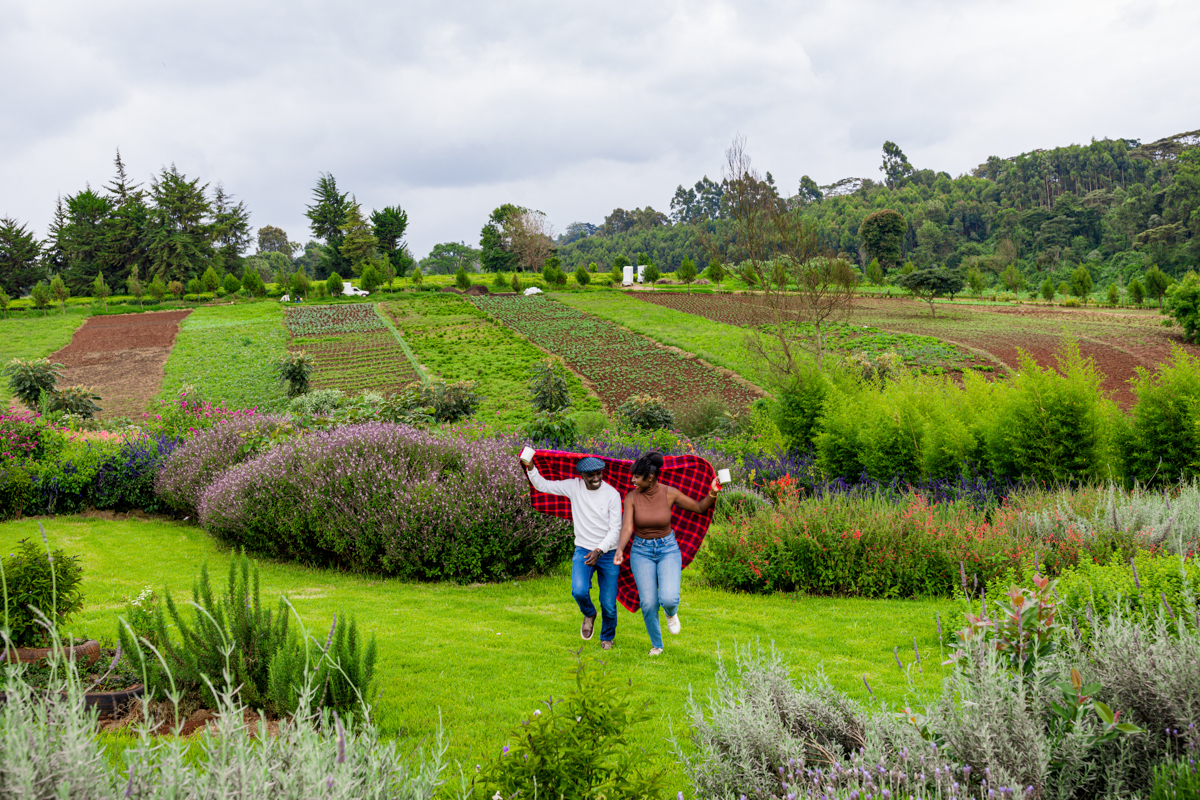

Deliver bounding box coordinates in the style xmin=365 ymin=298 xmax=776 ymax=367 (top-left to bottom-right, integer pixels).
xmin=93 ymin=271 xmax=111 ymax=309
xmin=49 ymin=273 xmax=70 ymax=314
xmin=211 ymin=184 xmax=252 ymax=275
xmin=62 ymin=189 xmax=114 ymax=292
xmin=706 ymin=258 xmax=725 ymax=285
xmin=256 ymin=225 xmax=295 ymax=258
xmin=98 ymin=149 xmax=149 ymax=288
xmin=127 ymin=273 xmax=145 ymax=308
xmin=360 ymin=260 xmax=383 ymax=293
xmin=479 ymin=204 xmax=522 ymax=272
xmin=338 ymin=199 xmax=378 ymax=275
xmin=454 ymin=263 xmax=471 ymax=290
xmin=411 ymin=266 xmax=423 ymax=286
xmin=370 ymin=205 xmax=410 ymax=276
xmin=0 ymin=288 xmax=9 ymax=319
xmin=1128 ymin=277 xmax=1145 ymax=305
xmin=31 ymin=281 xmax=50 ymax=316
xmin=326 ymin=271 xmax=344 ymax=296
xmin=148 ymin=275 xmax=167 ymax=303
xmin=0 ymin=217 xmax=46 ymax=295
xmin=201 ymin=265 xmax=221 ymax=292
xmin=1041 ymin=276 xmax=1055 ymax=302
xmin=146 ymin=165 xmax=214 ymax=283
xmin=305 ymin=173 xmax=351 ymax=279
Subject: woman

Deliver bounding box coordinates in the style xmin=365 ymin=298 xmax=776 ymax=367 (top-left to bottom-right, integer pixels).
xmin=613 ymin=451 xmax=720 ymax=655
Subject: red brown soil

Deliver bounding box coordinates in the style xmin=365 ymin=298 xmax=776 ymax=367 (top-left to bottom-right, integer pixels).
xmin=50 ymin=310 xmax=192 ymax=419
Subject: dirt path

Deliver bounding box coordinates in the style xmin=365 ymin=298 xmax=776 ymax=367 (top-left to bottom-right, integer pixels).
xmin=51 ymin=310 xmax=192 ymax=419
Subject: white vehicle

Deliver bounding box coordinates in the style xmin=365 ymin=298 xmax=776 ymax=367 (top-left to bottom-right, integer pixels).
xmin=343 ymin=286 xmax=370 ymax=297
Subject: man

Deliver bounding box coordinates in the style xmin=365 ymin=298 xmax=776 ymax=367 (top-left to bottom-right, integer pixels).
xmin=523 ymin=456 xmax=622 ymax=649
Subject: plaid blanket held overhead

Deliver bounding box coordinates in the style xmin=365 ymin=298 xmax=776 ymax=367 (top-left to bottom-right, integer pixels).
xmin=526 ymin=450 xmax=715 ymax=612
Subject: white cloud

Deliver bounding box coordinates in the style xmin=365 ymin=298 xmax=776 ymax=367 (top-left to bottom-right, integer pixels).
xmin=2 ymin=0 xmax=1197 ymax=258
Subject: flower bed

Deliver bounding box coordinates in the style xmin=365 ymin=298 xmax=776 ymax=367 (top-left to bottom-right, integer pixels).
xmin=196 ymin=422 xmax=572 ymax=582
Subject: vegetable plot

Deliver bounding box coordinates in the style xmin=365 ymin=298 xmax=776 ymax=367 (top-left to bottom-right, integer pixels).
xmin=470 ymin=295 xmax=761 ymax=412
xmin=284 ymin=304 xmax=419 ymax=395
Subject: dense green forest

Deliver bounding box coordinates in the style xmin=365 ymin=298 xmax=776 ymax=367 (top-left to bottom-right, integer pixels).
xmin=554 ymin=130 xmax=1200 ymax=290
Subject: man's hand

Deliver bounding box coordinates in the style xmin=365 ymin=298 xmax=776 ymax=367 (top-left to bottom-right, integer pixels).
xmin=584 ymin=549 xmax=601 ymax=566
xmin=520 ymin=460 xmax=533 ymax=472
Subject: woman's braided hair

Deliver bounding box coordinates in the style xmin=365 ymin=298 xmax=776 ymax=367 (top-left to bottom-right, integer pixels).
xmin=631 ymin=451 xmax=664 ymax=481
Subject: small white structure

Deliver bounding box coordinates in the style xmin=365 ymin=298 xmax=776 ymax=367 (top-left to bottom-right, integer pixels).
xmin=622 ymin=265 xmax=634 ymax=286
xmin=637 ymin=265 xmax=646 ymax=283
xmin=343 ymin=286 xmax=370 ymax=297
xmin=279 ymin=294 xmax=290 ymax=302
xmin=523 ymin=286 xmax=543 ymax=296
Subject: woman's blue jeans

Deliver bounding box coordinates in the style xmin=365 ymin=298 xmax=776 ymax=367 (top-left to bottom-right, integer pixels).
xmin=629 ymin=532 xmax=682 ymax=649
xmin=572 ymin=547 xmax=619 ymax=641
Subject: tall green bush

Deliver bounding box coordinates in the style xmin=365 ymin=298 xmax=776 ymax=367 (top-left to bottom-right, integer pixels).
xmin=1125 ymin=347 xmax=1200 ymax=484
xmin=2 ymin=358 xmax=62 ymax=410
xmin=986 ymin=341 xmax=1119 ymax=483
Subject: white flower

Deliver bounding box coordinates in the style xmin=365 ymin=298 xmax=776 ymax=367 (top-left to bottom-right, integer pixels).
xmin=532 ymin=709 xmax=541 ymax=716
xmin=493 ymin=793 xmax=503 ymax=800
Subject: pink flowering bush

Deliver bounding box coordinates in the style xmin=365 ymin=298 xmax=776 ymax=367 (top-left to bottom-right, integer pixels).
xmin=146 ymin=396 xmax=260 ymax=440
xmin=199 ymin=423 xmax=572 ymax=583
xmin=0 ymin=411 xmax=47 ymax=461
xmin=156 ymin=415 xmax=289 ymax=514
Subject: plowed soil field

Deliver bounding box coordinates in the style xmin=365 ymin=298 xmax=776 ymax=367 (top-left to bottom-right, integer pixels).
xmin=636 ymin=292 xmax=1199 ymax=408
xmin=471 ymin=295 xmax=763 ymax=413
xmin=284 ymin=304 xmax=420 ymax=395
xmin=50 ymin=310 xmax=192 ymax=418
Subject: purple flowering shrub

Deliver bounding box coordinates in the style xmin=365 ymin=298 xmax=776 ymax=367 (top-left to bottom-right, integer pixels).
xmin=156 ymin=415 xmax=289 ymax=514
xmin=199 ymin=423 xmax=572 ymax=582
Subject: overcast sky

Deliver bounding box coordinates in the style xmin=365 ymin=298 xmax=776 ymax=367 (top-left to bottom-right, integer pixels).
xmin=3 ymin=0 xmax=1198 ymax=259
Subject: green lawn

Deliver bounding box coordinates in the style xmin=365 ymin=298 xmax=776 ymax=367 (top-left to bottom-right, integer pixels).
xmin=383 ymin=294 xmax=601 ymax=427
xmin=550 ymin=291 xmax=773 ymax=392
xmin=159 ymin=302 xmax=290 ymax=411
xmin=5 ymin=515 xmax=955 ymax=794
xmin=0 ymin=309 xmax=89 ymax=407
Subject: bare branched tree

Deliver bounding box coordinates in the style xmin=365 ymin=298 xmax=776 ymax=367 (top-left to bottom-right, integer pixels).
xmin=710 ymin=136 xmax=858 ymax=378
xmin=507 ymin=210 xmax=556 ymax=272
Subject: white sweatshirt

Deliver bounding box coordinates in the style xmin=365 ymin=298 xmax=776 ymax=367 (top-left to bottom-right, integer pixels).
xmin=527 ymin=467 xmax=622 ymax=552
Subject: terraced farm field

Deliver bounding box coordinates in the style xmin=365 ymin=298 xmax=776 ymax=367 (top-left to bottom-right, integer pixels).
xmin=285 ymin=303 xmax=419 ymax=395
xmin=471 ymin=295 xmax=762 ymax=413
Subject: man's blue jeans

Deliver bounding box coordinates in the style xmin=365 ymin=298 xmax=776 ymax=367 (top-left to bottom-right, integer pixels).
xmin=572 ymin=547 xmax=619 ymax=642
xmin=629 ymin=532 xmax=682 ymax=649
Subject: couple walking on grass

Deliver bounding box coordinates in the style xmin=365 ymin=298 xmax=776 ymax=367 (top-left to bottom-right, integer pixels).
xmin=523 ymin=450 xmax=721 ymax=655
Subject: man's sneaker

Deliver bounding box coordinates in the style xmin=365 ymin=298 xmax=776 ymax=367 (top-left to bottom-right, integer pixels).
xmin=648 ymin=647 xmax=664 ymax=656
xmin=601 ymin=640 xmax=613 ymax=651
xmin=580 ymin=615 xmax=596 ymax=641
xmin=666 ymin=614 xmax=681 ymax=635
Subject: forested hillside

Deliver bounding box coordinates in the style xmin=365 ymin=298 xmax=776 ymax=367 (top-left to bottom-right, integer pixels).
xmin=556 ymin=130 xmax=1200 ymax=290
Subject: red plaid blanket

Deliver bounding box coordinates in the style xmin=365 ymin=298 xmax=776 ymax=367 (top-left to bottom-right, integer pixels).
xmin=526 ymin=450 xmax=715 ymax=612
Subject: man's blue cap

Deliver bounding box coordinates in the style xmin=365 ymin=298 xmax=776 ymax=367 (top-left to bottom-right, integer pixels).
xmin=576 ymin=456 xmax=605 ymax=473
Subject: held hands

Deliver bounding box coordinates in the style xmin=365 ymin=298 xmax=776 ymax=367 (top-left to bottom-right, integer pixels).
xmin=584 ymin=549 xmax=601 ymax=567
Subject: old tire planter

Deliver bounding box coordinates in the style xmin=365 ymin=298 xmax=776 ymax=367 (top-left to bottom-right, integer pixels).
xmin=81 ymin=683 xmax=144 ymax=714
xmin=3 ymin=639 xmax=103 ymax=667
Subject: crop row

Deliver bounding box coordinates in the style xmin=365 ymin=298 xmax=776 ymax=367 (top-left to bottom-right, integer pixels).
xmin=470 ymin=295 xmax=760 ymax=412
xmin=294 ymin=331 xmax=419 ymax=394
xmin=284 ymin=304 xmax=386 ymax=337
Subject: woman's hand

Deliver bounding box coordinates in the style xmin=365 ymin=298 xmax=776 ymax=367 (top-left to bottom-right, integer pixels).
xmin=613 ymin=548 xmax=625 ymax=566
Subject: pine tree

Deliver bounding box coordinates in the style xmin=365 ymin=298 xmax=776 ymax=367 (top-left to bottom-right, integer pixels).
xmin=370 ymin=205 xmax=409 ymax=276
xmin=49 ymin=274 xmax=70 ymax=313
xmin=305 ymin=173 xmax=351 ymax=279
xmin=93 ymin=271 xmax=111 ymax=309
xmin=0 ymin=217 xmax=46 ymax=295
xmin=145 ymin=165 xmax=214 ymax=283
xmin=338 ymin=199 xmax=378 ymax=275
xmin=211 ymin=184 xmax=252 ymax=275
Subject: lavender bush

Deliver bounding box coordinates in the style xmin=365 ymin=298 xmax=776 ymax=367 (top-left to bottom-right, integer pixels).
xmin=199 ymin=423 xmax=572 ymax=582
xmin=155 ymin=415 xmax=289 ymax=514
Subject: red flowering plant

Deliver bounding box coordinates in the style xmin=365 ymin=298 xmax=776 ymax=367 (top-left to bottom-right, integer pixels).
xmin=946 ymin=572 xmax=1061 ymax=681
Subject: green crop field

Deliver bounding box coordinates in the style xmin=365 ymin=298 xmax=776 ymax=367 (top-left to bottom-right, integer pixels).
xmin=0 ymin=309 xmax=89 ymax=407
xmin=159 ymin=302 xmax=290 ymax=410
xmin=549 ymin=291 xmax=773 ymax=391
xmin=382 ymin=294 xmax=601 ymax=426
xmin=3 ymin=515 xmax=953 ymax=795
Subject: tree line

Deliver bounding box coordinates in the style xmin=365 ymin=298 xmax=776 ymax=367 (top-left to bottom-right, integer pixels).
xmin=0 ymin=154 xmax=413 ymax=299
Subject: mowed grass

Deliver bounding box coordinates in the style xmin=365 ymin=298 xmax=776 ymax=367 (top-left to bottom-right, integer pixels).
xmin=4 ymin=515 xmax=955 ymax=794
xmin=159 ymin=302 xmax=290 ymax=410
xmin=0 ymin=309 xmax=89 ymax=406
xmin=383 ymin=294 xmax=601 ymax=426
xmin=551 ymin=291 xmax=773 ymax=392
